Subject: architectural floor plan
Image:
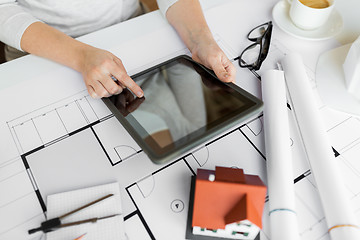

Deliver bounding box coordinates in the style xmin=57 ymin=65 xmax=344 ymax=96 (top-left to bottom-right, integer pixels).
xmin=1 ymin=88 xmax=268 ymax=240
xmin=1 ymin=2 xmax=360 ymax=239
xmin=2 ymin=47 xmax=360 ymax=239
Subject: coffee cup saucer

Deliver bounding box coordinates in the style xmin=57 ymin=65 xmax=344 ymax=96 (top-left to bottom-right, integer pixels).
xmin=272 ymin=1 xmax=343 ymax=41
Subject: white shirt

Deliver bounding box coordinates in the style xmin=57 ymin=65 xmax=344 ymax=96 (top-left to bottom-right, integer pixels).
xmin=0 ymin=0 xmax=177 ymax=51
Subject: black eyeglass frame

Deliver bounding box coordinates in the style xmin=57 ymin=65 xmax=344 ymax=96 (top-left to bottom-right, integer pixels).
xmin=238 ymin=21 xmax=273 ymax=71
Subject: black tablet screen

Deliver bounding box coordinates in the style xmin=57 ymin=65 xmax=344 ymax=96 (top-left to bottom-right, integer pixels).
xmin=108 ymin=56 xmax=257 ymax=156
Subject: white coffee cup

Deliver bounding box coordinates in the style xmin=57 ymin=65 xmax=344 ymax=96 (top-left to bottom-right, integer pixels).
xmin=287 ymin=0 xmax=335 ymax=30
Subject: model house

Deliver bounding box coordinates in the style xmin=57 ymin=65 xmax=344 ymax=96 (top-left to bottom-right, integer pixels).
xmin=187 ymin=166 xmax=266 ymax=240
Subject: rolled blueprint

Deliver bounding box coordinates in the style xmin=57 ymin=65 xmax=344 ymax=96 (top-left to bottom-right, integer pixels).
xmin=282 ymin=53 xmax=360 ymax=240
xmin=261 ymin=70 xmax=300 ymax=240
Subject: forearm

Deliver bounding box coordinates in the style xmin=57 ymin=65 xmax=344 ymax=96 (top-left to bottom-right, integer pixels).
xmin=20 ymin=21 xmax=144 ymax=99
xmin=21 ymin=22 xmax=88 ymax=72
xmin=166 ymin=0 xmax=213 ymax=54
xmin=165 ymin=0 xmax=235 ymax=82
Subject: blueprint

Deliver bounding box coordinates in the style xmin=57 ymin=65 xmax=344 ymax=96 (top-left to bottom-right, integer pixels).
xmin=1 ymin=1 xmax=360 ymax=240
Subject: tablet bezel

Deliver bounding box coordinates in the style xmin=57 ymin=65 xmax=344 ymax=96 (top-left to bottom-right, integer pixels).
xmin=102 ymin=55 xmax=263 ymax=164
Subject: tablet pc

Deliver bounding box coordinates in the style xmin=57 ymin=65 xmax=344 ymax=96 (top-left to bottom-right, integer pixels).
xmin=102 ymin=55 xmax=262 ymax=164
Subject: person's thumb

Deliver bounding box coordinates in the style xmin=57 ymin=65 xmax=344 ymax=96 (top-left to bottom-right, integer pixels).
xmin=212 ymin=60 xmax=235 ymax=83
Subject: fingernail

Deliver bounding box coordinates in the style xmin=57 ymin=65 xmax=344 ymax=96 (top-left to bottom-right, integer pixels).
xmin=224 ymin=73 xmax=229 ymax=78
xmin=117 ymin=88 xmax=123 ymax=95
xmin=137 ymin=91 xmax=144 ymax=98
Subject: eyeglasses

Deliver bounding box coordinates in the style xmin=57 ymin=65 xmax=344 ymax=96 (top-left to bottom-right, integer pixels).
xmin=236 ymin=21 xmax=273 ymax=71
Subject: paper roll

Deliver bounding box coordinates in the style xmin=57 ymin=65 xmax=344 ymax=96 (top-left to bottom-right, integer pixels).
xmin=262 ymin=70 xmax=300 ymax=240
xmin=282 ymin=53 xmax=360 ymax=240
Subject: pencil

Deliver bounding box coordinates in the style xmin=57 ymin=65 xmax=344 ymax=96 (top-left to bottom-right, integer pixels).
xmin=74 ymin=233 xmax=87 ymax=240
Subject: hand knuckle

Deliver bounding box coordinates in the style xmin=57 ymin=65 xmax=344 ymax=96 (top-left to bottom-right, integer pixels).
xmin=117 ymin=72 xmax=127 ymax=80
xmin=88 ymin=67 xmax=102 ymax=77
xmin=101 ymin=59 xmax=112 ymax=69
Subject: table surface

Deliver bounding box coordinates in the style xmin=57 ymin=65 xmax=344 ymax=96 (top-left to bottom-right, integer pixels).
xmin=0 ymin=1 xmax=359 ymax=240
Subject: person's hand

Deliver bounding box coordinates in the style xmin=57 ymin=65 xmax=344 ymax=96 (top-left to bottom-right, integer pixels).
xmin=165 ymin=0 xmax=236 ymax=84
xmin=79 ymin=45 xmax=144 ymax=99
xmin=190 ymin=36 xmax=236 ymax=84
xmin=19 ymin=22 xmax=143 ymax=99
xmin=114 ymin=88 xmax=145 ymax=117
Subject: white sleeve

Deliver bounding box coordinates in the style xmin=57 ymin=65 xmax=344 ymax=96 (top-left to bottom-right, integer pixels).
xmin=0 ymin=2 xmax=40 ymax=51
xmin=156 ymin=0 xmax=178 ymax=17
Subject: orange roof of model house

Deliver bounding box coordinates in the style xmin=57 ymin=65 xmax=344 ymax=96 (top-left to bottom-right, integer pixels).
xmin=192 ymin=166 xmax=266 ymax=230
